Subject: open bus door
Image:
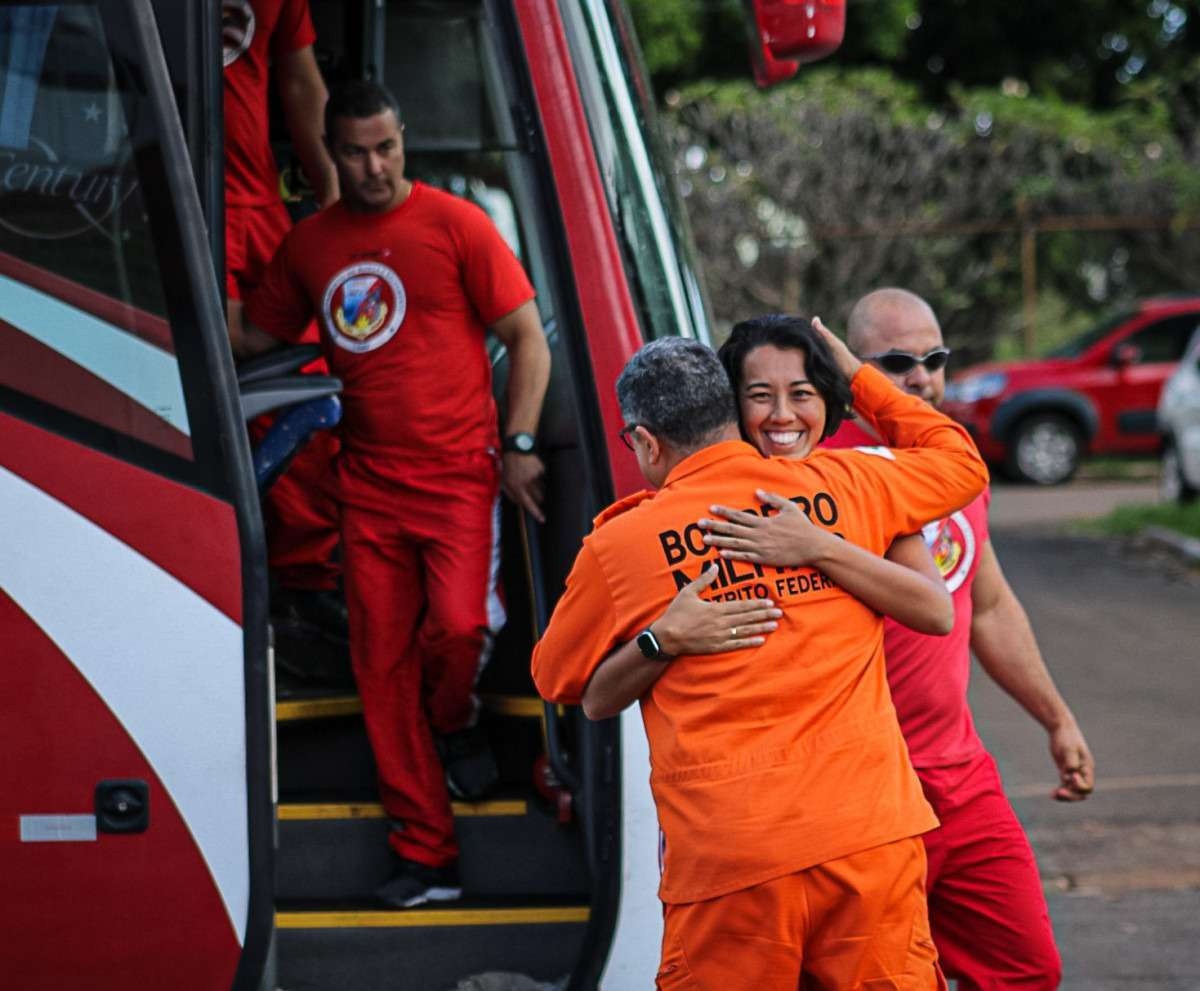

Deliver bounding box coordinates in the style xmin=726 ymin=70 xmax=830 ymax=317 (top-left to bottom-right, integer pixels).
xmin=0 ymin=2 xmax=271 ymax=988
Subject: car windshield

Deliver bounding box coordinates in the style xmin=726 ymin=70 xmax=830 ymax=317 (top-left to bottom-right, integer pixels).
xmin=1046 ymin=309 xmax=1136 ymax=358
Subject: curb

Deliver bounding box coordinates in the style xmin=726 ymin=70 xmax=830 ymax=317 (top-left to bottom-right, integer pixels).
xmin=1142 ymin=525 xmax=1200 ymax=564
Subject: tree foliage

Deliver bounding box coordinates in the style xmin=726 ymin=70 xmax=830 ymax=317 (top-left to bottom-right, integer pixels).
xmin=665 ymin=68 xmax=1200 ymax=359
xmin=628 ymin=0 xmax=1200 ymax=110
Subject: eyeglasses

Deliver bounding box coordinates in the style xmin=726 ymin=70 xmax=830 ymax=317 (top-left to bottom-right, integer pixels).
xmin=618 ymin=423 xmax=641 ymax=451
xmin=863 ymin=347 xmax=951 ymax=375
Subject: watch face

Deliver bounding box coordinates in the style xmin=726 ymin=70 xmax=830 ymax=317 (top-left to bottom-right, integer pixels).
xmin=508 ymin=432 xmax=535 ymax=453
xmin=637 ymin=629 xmax=663 ymax=660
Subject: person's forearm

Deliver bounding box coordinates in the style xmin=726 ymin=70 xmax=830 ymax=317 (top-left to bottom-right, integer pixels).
xmin=581 ymin=638 xmax=669 ymax=720
xmin=502 ymin=312 xmax=550 ymax=436
xmin=278 ymin=54 xmax=338 ymax=206
xmin=227 ymin=300 xmax=280 ymax=359
xmin=972 ymin=593 xmax=1076 ymax=732
xmin=814 ymin=536 xmax=952 ymax=634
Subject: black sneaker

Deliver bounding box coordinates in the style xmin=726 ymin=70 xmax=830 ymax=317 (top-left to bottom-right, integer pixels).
xmin=438 ymin=725 xmax=500 ymax=801
xmin=272 ymin=586 xmax=350 ymax=644
xmin=375 ymin=856 xmax=462 ymax=909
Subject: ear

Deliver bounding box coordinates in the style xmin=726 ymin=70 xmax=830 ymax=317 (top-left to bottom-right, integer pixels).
xmin=638 ymin=426 xmax=664 ymax=466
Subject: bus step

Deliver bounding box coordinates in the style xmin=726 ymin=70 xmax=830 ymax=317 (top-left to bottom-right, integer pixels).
xmin=275 ymin=692 xmax=546 ymax=723
xmin=276 ymin=798 xmax=589 ymax=901
xmin=276 ymin=701 xmax=549 ymax=800
xmin=275 ymin=900 xmax=587 ymax=991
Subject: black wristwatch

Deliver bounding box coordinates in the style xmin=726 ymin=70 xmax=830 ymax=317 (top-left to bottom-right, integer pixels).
xmin=502 ymin=431 xmax=537 ymax=455
xmin=636 ymin=627 xmax=673 ymax=662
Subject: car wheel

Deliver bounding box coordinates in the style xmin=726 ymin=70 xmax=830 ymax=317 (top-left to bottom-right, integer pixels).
xmin=1160 ymin=440 xmax=1198 ymax=504
xmin=1007 ymin=413 xmax=1082 ymax=485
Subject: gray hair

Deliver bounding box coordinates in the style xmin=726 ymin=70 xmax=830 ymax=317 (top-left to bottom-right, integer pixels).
xmin=615 ymin=338 xmax=737 ymax=450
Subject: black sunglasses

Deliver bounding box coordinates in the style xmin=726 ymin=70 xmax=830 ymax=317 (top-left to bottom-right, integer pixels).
xmin=618 ymin=423 xmax=641 ymax=451
xmin=864 ymin=347 xmax=951 ymax=375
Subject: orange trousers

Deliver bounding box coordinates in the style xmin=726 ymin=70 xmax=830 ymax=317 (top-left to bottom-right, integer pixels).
xmin=656 ymin=836 xmax=946 ymax=991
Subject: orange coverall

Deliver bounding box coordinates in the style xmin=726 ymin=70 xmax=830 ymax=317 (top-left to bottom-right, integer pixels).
xmin=532 ymin=365 xmax=988 ymax=989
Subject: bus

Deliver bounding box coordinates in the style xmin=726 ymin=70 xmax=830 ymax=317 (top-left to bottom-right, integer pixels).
xmin=0 ymin=1 xmax=842 ymax=987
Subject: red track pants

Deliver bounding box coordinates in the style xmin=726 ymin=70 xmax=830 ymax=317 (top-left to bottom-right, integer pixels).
xmin=229 ymin=200 xmax=341 ymax=591
xmin=254 ymin=422 xmax=341 ymax=591
xmin=919 ymin=751 xmax=1062 ymax=990
xmin=339 ymin=449 xmax=505 ymax=867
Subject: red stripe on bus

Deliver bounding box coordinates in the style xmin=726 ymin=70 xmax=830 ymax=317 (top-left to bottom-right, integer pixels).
xmin=513 ymin=0 xmax=646 ymax=498
xmin=0 ymin=249 xmax=174 ymax=353
xmin=0 ymin=319 xmax=192 ymax=460
xmin=0 ymin=592 xmax=242 ymax=989
xmin=0 ymin=411 xmax=242 ymax=625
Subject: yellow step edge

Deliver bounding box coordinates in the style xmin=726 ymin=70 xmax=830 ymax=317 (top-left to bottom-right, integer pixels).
xmin=276 ymin=695 xmax=361 ymax=721
xmin=278 ymin=800 xmax=527 ymax=820
xmin=481 ymin=694 xmax=546 ymax=718
xmin=276 ymin=906 xmax=589 ymax=929
xmin=276 ymin=693 xmax=549 ymax=723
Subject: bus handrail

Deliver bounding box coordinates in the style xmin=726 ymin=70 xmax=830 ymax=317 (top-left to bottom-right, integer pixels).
xmin=519 ymin=509 xmax=581 ymax=794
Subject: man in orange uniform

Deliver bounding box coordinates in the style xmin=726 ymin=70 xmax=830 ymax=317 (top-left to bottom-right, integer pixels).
xmin=532 ymin=336 xmax=988 ymax=989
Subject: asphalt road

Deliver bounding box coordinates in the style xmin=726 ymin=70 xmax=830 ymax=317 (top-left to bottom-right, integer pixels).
xmin=969 ymin=481 xmax=1200 ymax=990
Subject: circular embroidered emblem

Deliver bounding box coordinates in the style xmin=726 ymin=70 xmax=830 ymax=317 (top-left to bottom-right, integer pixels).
xmin=322 ymin=262 xmax=406 ymax=353
xmin=222 ymin=0 xmax=256 ymax=68
xmin=922 ymin=510 xmax=976 ymax=593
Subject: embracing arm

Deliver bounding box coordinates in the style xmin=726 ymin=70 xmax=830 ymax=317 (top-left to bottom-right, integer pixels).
xmin=581 ymin=567 xmax=781 ymax=720
xmin=811 ymin=317 xmax=988 ymax=521
xmin=971 ymin=540 xmax=1095 ymax=801
xmin=700 ymin=492 xmax=952 ymax=633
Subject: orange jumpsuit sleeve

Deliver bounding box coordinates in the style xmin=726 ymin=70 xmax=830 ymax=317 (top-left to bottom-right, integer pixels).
xmin=530 ymin=542 xmax=620 ymax=705
xmin=828 ymin=365 xmax=989 ymax=538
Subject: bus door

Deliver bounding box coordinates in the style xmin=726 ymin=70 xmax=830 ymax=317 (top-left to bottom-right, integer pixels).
xmin=0 ymin=2 xmax=271 ymax=988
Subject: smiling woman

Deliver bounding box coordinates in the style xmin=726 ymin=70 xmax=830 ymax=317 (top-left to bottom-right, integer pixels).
xmin=717 ymin=313 xmax=854 ymax=456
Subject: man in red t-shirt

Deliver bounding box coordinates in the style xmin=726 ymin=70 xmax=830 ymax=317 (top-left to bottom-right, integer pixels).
xmin=223 ymin=0 xmax=342 ymax=630
xmin=236 ymin=80 xmax=551 ymax=908
xmin=824 ymin=288 xmax=1096 ymax=990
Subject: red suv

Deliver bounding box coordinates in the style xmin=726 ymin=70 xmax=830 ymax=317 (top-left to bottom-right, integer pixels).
xmin=942 ymin=296 xmax=1200 ymax=484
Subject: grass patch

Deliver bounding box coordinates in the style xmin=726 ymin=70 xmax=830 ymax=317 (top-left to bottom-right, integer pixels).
xmin=1080 ymin=500 xmax=1200 ymax=540
xmin=1075 ymin=456 xmax=1159 ymax=481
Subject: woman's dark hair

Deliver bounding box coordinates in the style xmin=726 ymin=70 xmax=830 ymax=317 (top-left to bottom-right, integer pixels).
xmin=717 ymin=314 xmax=855 ymax=442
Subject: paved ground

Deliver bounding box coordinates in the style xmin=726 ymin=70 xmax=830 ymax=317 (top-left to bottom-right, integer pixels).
xmin=988 ymin=478 xmax=1160 ymax=528
xmin=970 ymin=480 xmax=1200 ymax=989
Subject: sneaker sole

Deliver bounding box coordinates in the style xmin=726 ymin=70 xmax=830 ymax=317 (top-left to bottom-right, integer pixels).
xmin=400 ymin=885 xmax=463 ymax=908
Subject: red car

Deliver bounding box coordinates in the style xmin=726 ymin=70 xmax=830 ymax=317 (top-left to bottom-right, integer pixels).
xmin=942 ymin=296 xmax=1200 ymax=484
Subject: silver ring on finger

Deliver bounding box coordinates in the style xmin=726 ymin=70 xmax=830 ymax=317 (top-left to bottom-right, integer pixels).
xmin=730 ymin=626 xmax=738 ymax=639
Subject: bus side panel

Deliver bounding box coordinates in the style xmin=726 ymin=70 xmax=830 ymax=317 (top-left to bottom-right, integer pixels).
xmin=0 ymin=417 xmax=244 ymax=989
xmin=512 ymin=0 xmax=645 ymax=498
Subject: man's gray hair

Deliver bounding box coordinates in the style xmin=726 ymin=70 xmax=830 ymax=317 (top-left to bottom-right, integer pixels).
xmin=616 ymin=338 xmax=737 ymax=449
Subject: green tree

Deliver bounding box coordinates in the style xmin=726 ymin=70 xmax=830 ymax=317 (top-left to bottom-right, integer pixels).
xmin=665 ymin=69 xmax=1199 ymax=358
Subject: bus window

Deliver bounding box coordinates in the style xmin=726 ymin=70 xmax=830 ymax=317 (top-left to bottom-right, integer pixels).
xmin=377 ymin=1 xmax=555 ymax=324
xmin=563 ymin=0 xmax=710 ymax=342
xmin=0 ymin=4 xmax=193 ymax=460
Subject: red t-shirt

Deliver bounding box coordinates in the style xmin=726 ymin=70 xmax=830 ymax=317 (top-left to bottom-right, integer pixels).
xmin=246 ymin=182 xmax=536 ymax=456
xmin=223 ymin=0 xmax=316 ymax=206
xmin=825 ymin=419 xmax=988 ymax=768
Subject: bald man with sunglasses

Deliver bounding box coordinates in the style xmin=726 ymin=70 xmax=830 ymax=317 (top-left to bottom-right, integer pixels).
xmin=821 ymin=288 xmax=1096 ymax=991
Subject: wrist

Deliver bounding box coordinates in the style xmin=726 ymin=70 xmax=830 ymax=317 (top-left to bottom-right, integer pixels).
xmin=799 ymin=527 xmax=841 ymax=567
xmin=647 ymin=621 xmax=678 ymax=658
xmin=502 ymin=431 xmax=537 ymax=455
xmin=1045 ymin=708 xmax=1076 ymax=735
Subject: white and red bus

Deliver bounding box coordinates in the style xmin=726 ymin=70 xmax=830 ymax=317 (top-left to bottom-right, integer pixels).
xmin=0 ymin=1 xmax=842 ymax=987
